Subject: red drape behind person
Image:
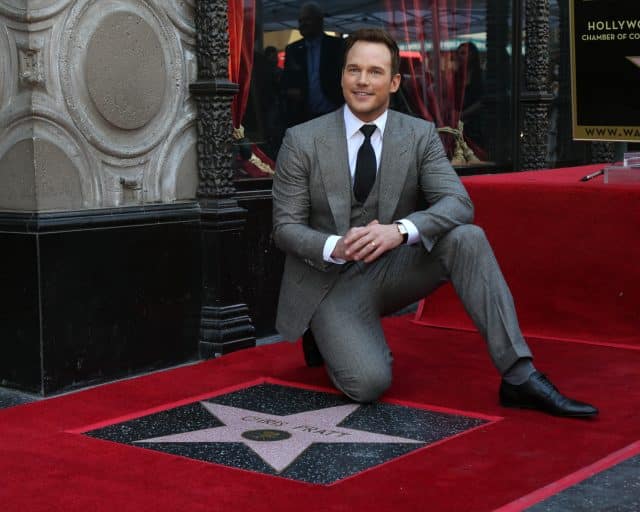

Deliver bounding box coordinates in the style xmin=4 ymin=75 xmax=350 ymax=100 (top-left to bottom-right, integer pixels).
xmin=385 ymin=0 xmax=474 ymax=156
xmin=228 ymin=0 xmax=274 ymax=177
xmin=228 ymin=0 xmax=254 ymax=126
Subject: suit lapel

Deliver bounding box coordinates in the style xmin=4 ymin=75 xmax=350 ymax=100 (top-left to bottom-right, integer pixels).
xmin=317 ymin=109 xmax=352 ymax=234
xmin=316 ymin=109 xmax=411 ymax=232
xmin=378 ymin=111 xmax=411 ymax=223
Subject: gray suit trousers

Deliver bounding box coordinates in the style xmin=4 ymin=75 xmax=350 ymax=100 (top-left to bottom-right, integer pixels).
xmin=309 ymin=224 xmax=533 ymax=403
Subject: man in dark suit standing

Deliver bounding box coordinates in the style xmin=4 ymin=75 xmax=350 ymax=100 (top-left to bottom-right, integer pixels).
xmin=281 ymin=2 xmax=345 ymax=127
xmin=273 ymin=28 xmax=597 ymax=418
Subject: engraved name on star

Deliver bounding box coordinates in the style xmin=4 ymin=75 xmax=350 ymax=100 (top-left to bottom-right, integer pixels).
xmin=134 ymin=402 xmax=423 ymax=473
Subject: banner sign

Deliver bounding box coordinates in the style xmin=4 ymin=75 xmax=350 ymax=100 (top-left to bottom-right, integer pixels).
xmin=570 ymin=1 xmax=640 ymax=141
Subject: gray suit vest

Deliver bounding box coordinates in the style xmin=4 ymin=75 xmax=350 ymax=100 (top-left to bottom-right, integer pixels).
xmin=350 ymin=174 xmax=381 ymax=228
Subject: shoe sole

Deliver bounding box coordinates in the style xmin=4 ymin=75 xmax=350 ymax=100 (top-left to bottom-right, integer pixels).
xmin=500 ymin=399 xmax=598 ymax=418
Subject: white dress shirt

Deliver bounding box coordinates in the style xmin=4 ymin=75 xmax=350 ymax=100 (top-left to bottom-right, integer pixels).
xmin=322 ymin=106 xmax=420 ymax=263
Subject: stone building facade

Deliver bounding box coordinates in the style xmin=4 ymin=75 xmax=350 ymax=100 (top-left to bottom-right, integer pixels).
xmin=0 ymin=0 xmax=199 ymax=209
xmin=0 ymin=1 xmax=209 ymax=395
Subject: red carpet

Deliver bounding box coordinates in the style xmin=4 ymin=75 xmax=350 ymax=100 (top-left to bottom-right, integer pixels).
xmin=2 ymin=315 xmax=639 ymax=511
xmin=415 ymin=165 xmax=640 ymax=348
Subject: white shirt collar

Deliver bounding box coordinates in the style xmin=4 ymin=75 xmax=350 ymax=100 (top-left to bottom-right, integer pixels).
xmin=343 ymin=105 xmax=388 ymax=139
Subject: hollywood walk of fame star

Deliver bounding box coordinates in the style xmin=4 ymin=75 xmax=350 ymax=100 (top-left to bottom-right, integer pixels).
xmin=135 ymin=402 xmax=423 ymax=473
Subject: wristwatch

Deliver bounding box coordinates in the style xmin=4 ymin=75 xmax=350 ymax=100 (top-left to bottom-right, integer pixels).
xmin=395 ymin=222 xmax=408 ymax=244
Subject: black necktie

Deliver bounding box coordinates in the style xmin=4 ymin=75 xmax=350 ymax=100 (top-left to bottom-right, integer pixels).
xmin=353 ymin=125 xmax=377 ymax=203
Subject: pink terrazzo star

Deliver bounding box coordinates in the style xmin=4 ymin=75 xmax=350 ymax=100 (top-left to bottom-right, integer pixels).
xmin=135 ymin=402 xmax=422 ymax=473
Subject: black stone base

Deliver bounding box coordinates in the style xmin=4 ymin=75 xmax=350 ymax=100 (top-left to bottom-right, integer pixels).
xmin=235 ymin=183 xmax=284 ymax=339
xmin=0 ymin=203 xmax=202 ymax=395
xmin=199 ymin=304 xmax=256 ymax=358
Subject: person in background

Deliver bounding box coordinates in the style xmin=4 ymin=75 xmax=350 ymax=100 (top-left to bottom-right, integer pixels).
xmin=281 ymin=2 xmax=344 ymax=127
xmin=455 ymin=42 xmax=486 ymax=152
xmin=262 ymin=46 xmax=284 ymax=159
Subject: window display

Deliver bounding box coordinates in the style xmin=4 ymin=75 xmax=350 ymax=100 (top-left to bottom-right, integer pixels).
xmin=230 ymin=0 xmax=516 ymax=179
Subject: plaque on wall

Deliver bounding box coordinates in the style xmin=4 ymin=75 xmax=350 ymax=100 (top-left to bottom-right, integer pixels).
xmin=570 ymin=0 xmax=640 ymax=141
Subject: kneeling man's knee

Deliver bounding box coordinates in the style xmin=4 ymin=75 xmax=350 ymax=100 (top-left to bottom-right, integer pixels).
xmin=343 ymin=366 xmax=392 ymax=404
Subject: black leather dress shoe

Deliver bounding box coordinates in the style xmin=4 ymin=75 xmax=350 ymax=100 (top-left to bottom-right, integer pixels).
xmin=500 ymin=371 xmax=598 ymax=418
xmin=302 ymin=330 xmax=324 ymax=367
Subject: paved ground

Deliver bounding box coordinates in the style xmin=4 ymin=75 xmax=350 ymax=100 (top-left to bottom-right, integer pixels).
xmin=0 ymin=387 xmax=37 ymax=409
xmin=528 ymin=453 xmax=640 ymax=511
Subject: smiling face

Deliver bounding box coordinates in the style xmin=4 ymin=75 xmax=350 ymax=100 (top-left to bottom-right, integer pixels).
xmin=341 ymin=41 xmax=401 ymax=123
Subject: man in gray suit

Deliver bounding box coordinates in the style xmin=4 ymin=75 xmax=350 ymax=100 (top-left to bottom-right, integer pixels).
xmin=272 ymin=29 xmax=597 ymax=418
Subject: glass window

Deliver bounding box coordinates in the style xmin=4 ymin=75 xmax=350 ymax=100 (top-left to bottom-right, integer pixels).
xmin=231 ymin=0 xmax=516 ymax=180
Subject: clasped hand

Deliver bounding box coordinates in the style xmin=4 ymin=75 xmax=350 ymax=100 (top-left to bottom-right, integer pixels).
xmin=331 ymin=220 xmax=404 ymax=263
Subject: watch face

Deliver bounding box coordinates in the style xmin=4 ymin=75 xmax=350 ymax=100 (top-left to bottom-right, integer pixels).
xmin=396 ymin=223 xmax=408 ymax=243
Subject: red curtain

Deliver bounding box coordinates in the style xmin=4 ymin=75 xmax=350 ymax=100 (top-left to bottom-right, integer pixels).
xmin=228 ymin=0 xmax=274 ymax=176
xmin=228 ymin=0 xmax=254 ymax=127
xmin=385 ymin=0 xmax=475 ymax=156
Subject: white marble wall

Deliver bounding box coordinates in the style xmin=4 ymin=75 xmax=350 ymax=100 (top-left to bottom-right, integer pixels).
xmin=0 ymin=0 xmax=199 ymax=211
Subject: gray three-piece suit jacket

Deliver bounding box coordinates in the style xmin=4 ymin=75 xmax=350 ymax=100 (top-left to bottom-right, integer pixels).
xmin=272 ymin=107 xmax=474 ymax=342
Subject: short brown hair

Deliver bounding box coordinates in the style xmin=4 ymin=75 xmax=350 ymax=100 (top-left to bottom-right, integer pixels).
xmin=343 ymin=29 xmax=400 ymax=76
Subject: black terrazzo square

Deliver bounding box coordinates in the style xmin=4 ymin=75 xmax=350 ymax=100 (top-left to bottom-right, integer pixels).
xmin=81 ymin=382 xmax=494 ymax=485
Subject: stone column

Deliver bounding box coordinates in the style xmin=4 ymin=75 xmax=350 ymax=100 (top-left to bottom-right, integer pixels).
xmin=520 ymin=0 xmax=554 ymax=170
xmin=191 ymin=0 xmax=256 ymax=357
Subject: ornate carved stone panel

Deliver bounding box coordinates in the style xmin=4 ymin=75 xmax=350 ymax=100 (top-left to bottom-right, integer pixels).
xmin=0 ymin=0 xmax=199 ymax=211
xmin=192 ymin=93 xmax=237 ymax=199
xmin=155 ymin=115 xmax=198 ymax=201
xmin=0 ymin=23 xmax=11 ymax=112
xmin=0 ymin=1 xmax=73 ymax=22
xmin=18 ymin=46 xmax=45 ymax=88
xmin=191 ymin=0 xmax=238 ymax=200
xmin=164 ymin=0 xmax=196 ymax=46
xmin=590 ymin=141 xmax=616 ymax=164
xmin=521 ymin=0 xmax=553 ymax=170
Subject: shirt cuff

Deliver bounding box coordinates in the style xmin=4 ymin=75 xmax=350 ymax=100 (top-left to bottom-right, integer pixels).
xmin=323 ymin=235 xmax=346 ymax=264
xmin=397 ymin=219 xmax=420 ymax=245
